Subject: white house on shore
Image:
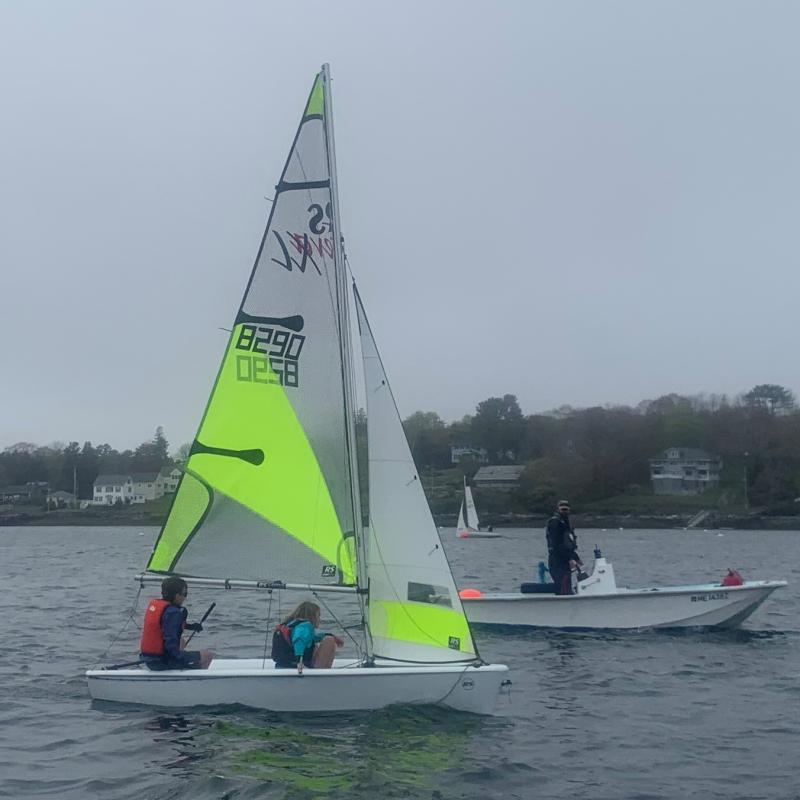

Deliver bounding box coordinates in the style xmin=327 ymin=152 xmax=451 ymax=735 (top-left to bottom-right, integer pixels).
xmin=450 ymin=445 xmax=488 ymax=464
xmin=93 ymin=468 xmax=181 ymax=505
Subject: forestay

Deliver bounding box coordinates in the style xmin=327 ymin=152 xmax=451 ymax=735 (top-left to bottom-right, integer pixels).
xmin=354 ymin=288 xmax=478 ymax=663
xmin=147 ymin=73 xmax=357 ymax=586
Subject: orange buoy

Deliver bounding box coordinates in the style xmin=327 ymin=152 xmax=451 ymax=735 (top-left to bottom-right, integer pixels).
xmin=459 ymin=588 xmax=483 ymax=599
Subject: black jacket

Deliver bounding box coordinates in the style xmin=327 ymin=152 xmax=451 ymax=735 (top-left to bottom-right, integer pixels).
xmin=546 ymin=513 xmax=579 ymax=563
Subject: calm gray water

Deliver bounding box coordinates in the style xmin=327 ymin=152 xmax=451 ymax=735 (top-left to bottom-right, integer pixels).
xmin=1 ymin=526 xmax=798 ymax=800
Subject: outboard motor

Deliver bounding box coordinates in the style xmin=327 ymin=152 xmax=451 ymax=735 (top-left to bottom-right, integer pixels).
xmin=574 ymin=547 xmax=618 ymax=596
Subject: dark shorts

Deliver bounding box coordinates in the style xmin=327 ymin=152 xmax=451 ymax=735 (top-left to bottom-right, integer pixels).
xmin=141 ymin=652 xmax=202 ymax=671
xmin=274 ymin=650 xmax=315 ymax=670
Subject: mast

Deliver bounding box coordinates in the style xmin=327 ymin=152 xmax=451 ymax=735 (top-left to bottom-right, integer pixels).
xmin=321 ymin=64 xmax=372 ymax=657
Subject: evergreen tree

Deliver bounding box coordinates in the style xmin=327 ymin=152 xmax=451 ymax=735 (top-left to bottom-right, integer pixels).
xmin=471 ymin=394 xmax=524 ymax=461
xmin=77 ymin=442 xmax=99 ymax=500
xmin=743 ymin=384 xmax=796 ymax=415
xmin=131 ymin=427 xmax=170 ymax=473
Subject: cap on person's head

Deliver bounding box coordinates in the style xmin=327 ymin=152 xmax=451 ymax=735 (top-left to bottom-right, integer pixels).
xmin=557 ymin=499 xmax=570 ymax=511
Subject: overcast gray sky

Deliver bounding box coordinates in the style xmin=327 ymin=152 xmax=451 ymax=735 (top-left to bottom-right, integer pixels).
xmin=1 ymin=1 xmax=798 ymax=452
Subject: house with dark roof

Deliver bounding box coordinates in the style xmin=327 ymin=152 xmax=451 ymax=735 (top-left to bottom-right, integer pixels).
xmin=473 ymin=465 xmax=525 ymax=490
xmin=130 ymin=473 xmax=163 ymax=502
xmin=649 ymin=447 xmax=722 ymax=495
xmin=0 ymin=482 xmax=49 ymax=504
xmin=93 ymin=474 xmax=133 ymax=505
xmin=93 ymin=468 xmax=181 ymax=505
xmin=48 ymin=490 xmax=76 ymax=508
xmin=159 ymin=465 xmax=181 ymax=493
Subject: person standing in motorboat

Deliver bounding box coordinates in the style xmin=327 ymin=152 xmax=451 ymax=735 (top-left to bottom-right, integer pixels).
xmin=546 ymin=500 xmax=583 ymax=595
xmin=139 ymin=577 xmax=214 ymax=670
xmin=271 ymin=601 xmax=345 ymax=674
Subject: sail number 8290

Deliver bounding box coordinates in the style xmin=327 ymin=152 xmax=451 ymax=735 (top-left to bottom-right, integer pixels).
xmin=234 ymin=324 xmax=306 ymax=388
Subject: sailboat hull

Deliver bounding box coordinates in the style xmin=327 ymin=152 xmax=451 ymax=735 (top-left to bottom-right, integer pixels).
xmin=457 ymin=530 xmax=502 ymax=539
xmin=86 ymin=659 xmax=509 ymax=715
xmin=462 ymin=581 xmax=786 ymax=630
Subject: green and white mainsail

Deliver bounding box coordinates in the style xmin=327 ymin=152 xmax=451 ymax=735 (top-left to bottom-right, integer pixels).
xmin=354 ymin=287 xmax=478 ymax=663
xmin=147 ymin=68 xmax=359 ymax=586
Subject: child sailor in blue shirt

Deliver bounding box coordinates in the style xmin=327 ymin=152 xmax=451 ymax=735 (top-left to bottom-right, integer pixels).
xmin=272 ymin=601 xmax=344 ymax=674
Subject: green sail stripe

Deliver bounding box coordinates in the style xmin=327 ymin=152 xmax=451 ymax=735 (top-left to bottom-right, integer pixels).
xmin=304 ymin=75 xmax=324 ymax=119
xmin=148 ymin=326 xmax=355 ymax=582
xmin=148 ymin=470 xmax=211 ymax=572
xmin=370 ymin=600 xmax=475 ymax=655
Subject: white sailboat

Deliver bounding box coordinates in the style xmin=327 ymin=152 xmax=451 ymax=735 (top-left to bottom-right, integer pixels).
xmin=456 ymin=479 xmax=500 ymax=539
xmin=460 ymin=549 xmax=786 ymax=630
xmin=86 ymin=65 xmax=508 ymax=714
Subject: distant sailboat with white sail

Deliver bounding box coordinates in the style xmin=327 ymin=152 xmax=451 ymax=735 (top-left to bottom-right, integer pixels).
xmin=86 ymin=65 xmax=508 ymax=714
xmin=457 ymin=479 xmax=500 ymax=539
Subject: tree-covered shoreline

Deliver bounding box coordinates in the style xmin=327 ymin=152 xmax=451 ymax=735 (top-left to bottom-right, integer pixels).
xmin=2 ymin=384 xmax=798 ymax=526
xmin=403 ymin=383 xmax=800 ymax=518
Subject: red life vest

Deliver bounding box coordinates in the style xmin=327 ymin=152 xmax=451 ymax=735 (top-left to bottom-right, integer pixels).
xmin=140 ymin=598 xmax=175 ymax=655
xmin=721 ymin=569 xmax=744 ymax=587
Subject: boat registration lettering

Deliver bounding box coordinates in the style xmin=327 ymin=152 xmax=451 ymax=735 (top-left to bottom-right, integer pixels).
xmin=691 ymin=592 xmax=729 ymax=602
xmin=235 ymin=324 xmax=306 ymax=388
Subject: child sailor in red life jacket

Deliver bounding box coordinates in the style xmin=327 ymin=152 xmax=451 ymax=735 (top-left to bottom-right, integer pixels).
xmin=140 ymin=577 xmax=213 ymax=670
xmin=271 ymin=601 xmax=344 ymax=674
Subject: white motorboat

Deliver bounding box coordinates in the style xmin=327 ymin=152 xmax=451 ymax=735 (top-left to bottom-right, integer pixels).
xmin=456 ymin=479 xmax=500 ymax=539
xmin=86 ymin=65 xmax=508 ymax=715
xmin=460 ymin=551 xmax=786 ymax=630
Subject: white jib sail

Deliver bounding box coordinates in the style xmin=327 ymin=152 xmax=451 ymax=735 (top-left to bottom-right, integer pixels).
xmin=456 ymin=500 xmax=467 ymax=534
xmin=464 ymin=483 xmax=480 ymax=531
xmin=354 ymin=287 xmax=478 ymax=663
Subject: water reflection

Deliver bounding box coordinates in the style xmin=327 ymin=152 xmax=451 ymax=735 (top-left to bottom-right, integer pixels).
xmin=145 ymin=707 xmax=490 ymax=797
xmin=146 ymin=715 xmax=216 ymax=770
